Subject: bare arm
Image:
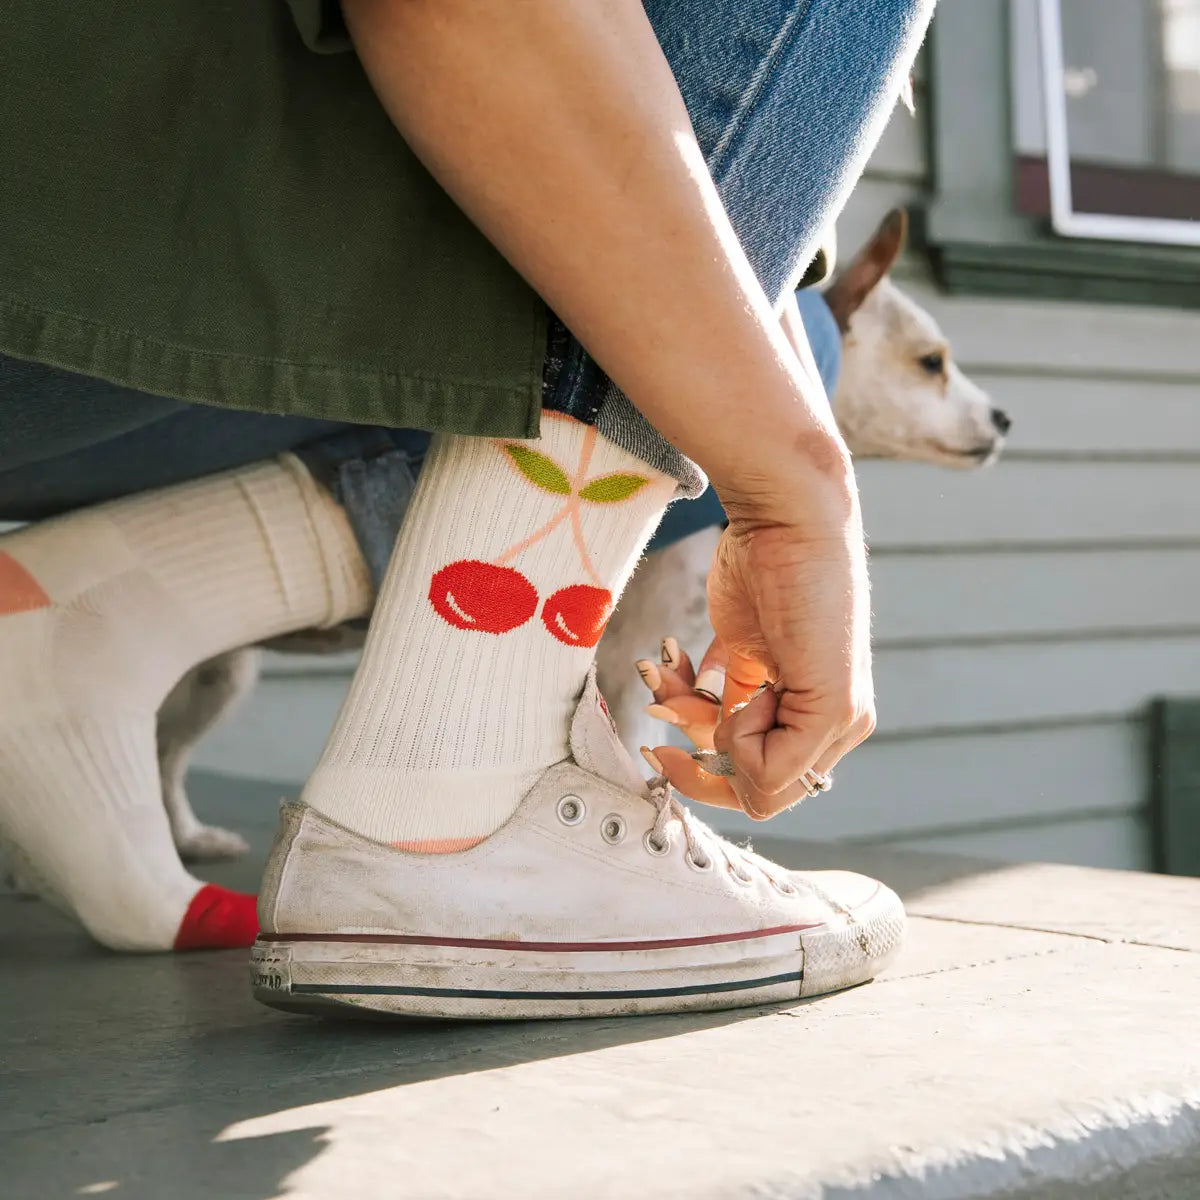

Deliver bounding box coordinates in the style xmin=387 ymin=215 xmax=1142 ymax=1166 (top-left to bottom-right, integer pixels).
xmin=342 ymin=0 xmax=854 ymax=523
xmin=779 ymin=296 xmax=831 ymax=416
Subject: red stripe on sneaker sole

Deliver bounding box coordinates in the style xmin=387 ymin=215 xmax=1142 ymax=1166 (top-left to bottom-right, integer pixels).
xmin=257 ymin=921 xmax=826 ymax=953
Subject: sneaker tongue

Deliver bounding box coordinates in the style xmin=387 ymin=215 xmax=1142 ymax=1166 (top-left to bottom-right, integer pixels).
xmin=570 ymin=667 xmax=648 ymax=794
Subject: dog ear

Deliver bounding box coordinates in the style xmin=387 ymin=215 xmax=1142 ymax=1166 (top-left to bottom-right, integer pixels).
xmin=823 ymin=208 xmax=908 ymax=332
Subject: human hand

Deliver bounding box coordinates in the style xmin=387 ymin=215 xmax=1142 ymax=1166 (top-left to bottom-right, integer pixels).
xmin=636 ymin=638 xmax=736 ymax=810
xmin=643 ymin=511 xmax=875 ymax=819
xmin=637 ymin=637 xmax=721 ymax=750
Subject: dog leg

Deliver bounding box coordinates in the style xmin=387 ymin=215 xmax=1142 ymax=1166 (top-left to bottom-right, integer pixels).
xmin=158 ymin=648 xmax=261 ymax=860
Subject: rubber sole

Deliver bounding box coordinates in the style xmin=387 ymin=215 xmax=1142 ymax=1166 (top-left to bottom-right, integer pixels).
xmin=250 ymin=885 xmax=905 ymax=1020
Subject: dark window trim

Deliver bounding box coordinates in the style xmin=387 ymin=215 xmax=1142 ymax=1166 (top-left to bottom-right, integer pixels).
xmin=924 ymin=0 xmax=1200 ymax=311
xmin=1150 ymin=698 xmax=1200 ymax=878
xmin=1015 ymin=155 xmax=1200 ymax=223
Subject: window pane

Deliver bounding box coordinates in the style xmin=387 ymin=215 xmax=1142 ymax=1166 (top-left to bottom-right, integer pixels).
xmin=1164 ymin=0 xmax=1200 ymax=171
xmin=1059 ymin=0 xmax=1161 ymax=169
xmin=1012 ymin=0 xmax=1200 ymax=230
xmin=1060 ymin=0 xmax=1200 ymax=177
xmin=1011 ymin=0 xmax=1048 ymax=157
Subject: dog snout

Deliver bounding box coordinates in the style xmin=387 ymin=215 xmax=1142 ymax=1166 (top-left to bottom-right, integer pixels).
xmin=990 ymin=407 xmax=1011 ymax=436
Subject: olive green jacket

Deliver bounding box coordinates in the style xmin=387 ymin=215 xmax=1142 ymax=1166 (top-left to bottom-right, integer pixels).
xmin=3 ymin=2 xmax=830 ymax=441
xmin=2 ymin=1 xmax=546 ymax=438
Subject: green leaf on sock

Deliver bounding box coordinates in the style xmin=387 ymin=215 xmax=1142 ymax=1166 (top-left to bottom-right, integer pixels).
xmin=503 ymin=445 xmax=572 ymax=494
xmin=579 ymin=472 xmax=649 ymax=503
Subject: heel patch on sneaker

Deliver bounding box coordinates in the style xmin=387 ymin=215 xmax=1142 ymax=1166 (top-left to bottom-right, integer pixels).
xmin=250 ymin=942 xmax=294 ymax=994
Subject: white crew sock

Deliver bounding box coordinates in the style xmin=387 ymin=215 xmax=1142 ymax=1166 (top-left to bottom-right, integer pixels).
xmin=302 ymin=414 xmax=673 ymax=848
xmin=0 ymin=455 xmax=371 ymax=950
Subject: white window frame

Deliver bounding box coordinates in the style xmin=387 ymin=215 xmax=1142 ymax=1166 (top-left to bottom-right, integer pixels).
xmin=1037 ymin=0 xmax=1200 ymax=246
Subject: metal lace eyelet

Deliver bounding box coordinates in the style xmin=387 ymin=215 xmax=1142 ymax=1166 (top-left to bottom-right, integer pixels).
xmin=557 ymin=794 xmax=586 ymax=826
xmin=727 ymin=861 xmax=754 ymax=886
xmin=771 ymin=877 xmax=797 ymax=895
xmin=643 ymin=830 xmax=671 ymax=857
xmin=600 ymin=814 xmax=627 ymax=845
xmin=685 ymin=850 xmax=713 ymax=872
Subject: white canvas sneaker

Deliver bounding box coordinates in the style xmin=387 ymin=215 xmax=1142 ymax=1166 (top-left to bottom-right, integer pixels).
xmin=250 ymin=671 xmax=905 ymax=1019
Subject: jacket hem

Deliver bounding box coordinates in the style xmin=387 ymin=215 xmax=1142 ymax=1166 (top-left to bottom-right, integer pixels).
xmin=0 ymin=296 xmax=544 ymax=441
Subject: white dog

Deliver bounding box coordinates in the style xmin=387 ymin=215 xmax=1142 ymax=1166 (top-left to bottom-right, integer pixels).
xmin=155 ymin=209 xmax=1008 ymax=859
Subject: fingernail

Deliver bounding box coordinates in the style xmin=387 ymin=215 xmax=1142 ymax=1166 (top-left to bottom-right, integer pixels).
xmin=694 ymin=668 xmax=725 ymax=703
xmin=640 ymin=746 xmax=665 ymax=775
xmin=737 ymin=788 xmax=768 ymax=819
xmin=635 ymin=659 xmax=662 ymax=692
xmin=662 ymin=637 xmax=681 ymax=668
xmin=644 ymin=704 xmax=682 ymax=726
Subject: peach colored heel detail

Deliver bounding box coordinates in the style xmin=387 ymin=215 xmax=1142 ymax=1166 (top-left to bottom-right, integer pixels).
xmin=391 ymin=835 xmax=487 ymax=854
xmin=0 ymin=553 xmax=51 ymax=615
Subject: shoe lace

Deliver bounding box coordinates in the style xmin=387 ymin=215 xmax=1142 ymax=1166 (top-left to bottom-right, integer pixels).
xmin=645 ymin=776 xmax=794 ymax=890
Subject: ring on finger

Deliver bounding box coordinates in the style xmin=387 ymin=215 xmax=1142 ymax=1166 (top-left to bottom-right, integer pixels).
xmin=801 ymin=768 xmax=832 ymax=796
xmin=690 ymin=752 xmax=833 ymax=797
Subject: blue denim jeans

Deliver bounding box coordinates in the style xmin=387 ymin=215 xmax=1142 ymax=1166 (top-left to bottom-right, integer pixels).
xmin=549 ymin=0 xmax=931 ymax=491
xmin=0 ymin=0 xmax=928 ymax=582
xmin=0 ymin=289 xmax=840 ymax=575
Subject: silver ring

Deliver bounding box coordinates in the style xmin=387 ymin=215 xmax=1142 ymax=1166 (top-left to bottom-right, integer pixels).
xmin=691 ymin=751 xmax=831 ymax=796
xmin=801 ymin=768 xmax=832 ymax=796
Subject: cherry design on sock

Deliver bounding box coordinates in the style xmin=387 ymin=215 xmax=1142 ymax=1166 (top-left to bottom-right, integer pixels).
xmin=428 ymin=425 xmax=651 ymax=646
xmin=542 ymin=583 xmax=612 ymax=648
xmin=429 ymin=561 xmax=539 ymax=634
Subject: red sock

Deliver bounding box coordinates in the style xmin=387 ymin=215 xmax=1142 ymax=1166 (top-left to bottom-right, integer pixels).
xmin=173 ymin=884 xmax=259 ymax=951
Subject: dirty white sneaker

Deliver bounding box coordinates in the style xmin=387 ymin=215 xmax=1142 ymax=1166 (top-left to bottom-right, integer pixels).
xmin=251 ymin=672 xmax=905 ymax=1019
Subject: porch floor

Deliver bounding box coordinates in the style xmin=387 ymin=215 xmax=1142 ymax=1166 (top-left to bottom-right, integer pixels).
xmin=4 ymin=773 xmax=1199 ymax=1200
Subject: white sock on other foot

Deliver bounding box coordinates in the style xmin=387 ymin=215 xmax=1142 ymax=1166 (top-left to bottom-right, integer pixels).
xmin=0 ymin=455 xmax=371 ymax=950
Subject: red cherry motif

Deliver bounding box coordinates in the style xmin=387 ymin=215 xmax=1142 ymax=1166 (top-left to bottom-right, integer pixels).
xmin=542 ymin=584 xmax=613 ymax=648
xmin=429 ymin=560 xmax=538 ymax=634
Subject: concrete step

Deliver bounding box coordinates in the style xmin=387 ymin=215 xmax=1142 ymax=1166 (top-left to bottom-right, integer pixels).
xmin=2 ymin=772 xmax=1198 ymax=1199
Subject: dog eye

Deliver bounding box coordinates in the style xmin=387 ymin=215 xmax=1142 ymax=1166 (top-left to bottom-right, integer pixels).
xmin=918 ymin=352 xmax=945 ymax=374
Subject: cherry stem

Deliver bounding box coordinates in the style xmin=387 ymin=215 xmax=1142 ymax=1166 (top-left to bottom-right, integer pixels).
xmin=495 ymin=424 xmax=604 ymax=581
xmin=572 ymin=424 xmax=598 ymax=486
xmin=567 ymin=425 xmax=603 ymax=586
xmin=570 ymin=503 xmax=603 ymax=589
xmin=496 ymin=506 xmax=570 ymax=566
xmin=497 ymin=422 xmax=670 ymax=590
